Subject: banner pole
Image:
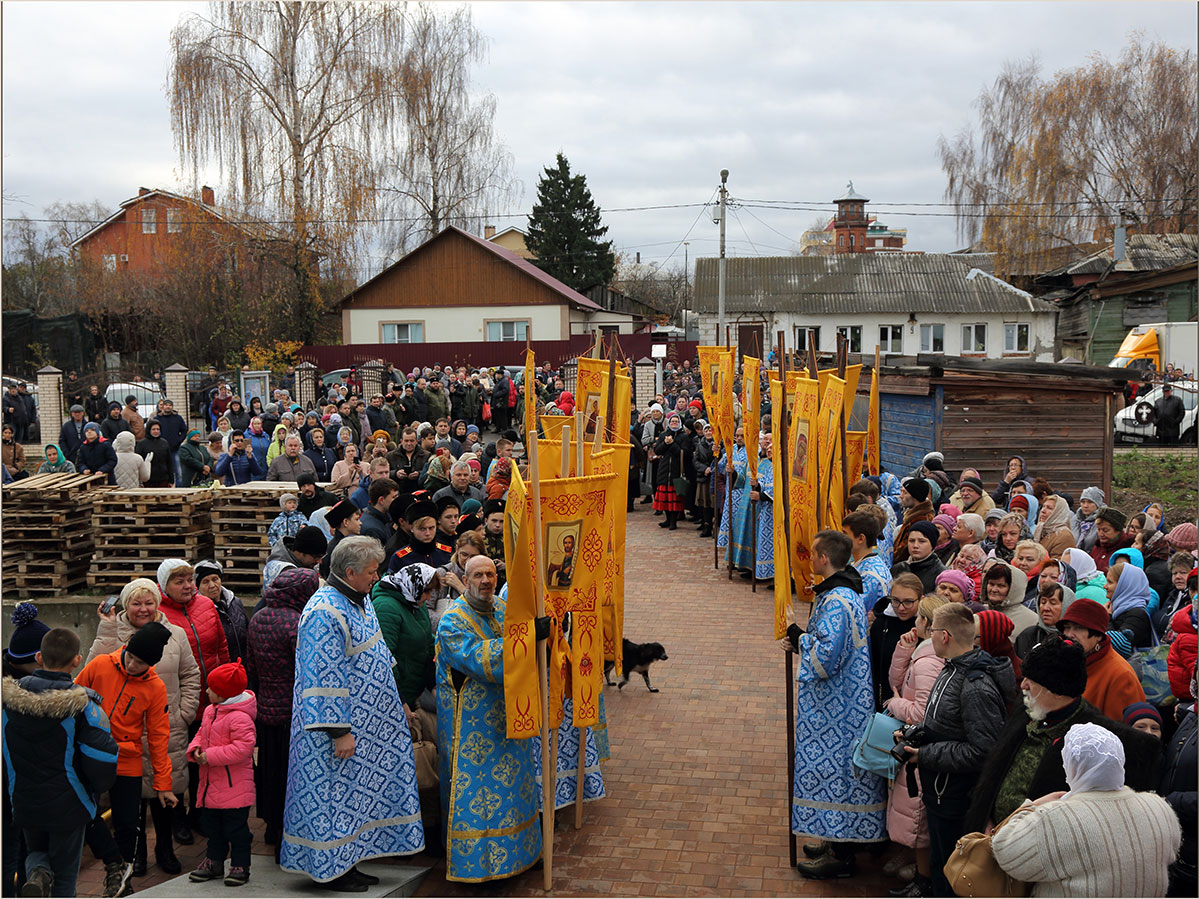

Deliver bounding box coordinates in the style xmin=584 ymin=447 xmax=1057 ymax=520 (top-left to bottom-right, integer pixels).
xmin=750 ymin=494 xmax=758 ymax=593
xmin=528 ymin=430 xmax=554 ymax=891
xmin=836 ymin=336 xmax=849 ymax=510
xmin=806 ymin=343 xmax=822 ymax=530
xmin=786 ymin=648 xmax=796 ymax=868
xmin=776 ymin=330 xmax=798 ymax=868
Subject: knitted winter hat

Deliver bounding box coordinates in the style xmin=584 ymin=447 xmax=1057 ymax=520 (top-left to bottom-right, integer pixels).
xmin=1010 ymin=495 xmax=1030 ymax=514
xmin=156 ymin=559 xmax=191 ymax=593
xmin=922 ymin=451 xmax=945 ymax=466
xmin=1080 ymin=486 xmax=1105 ymax=507
xmin=1056 ymin=598 xmax=1110 ymax=634
xmin=207 ymin=660 xmax=248 ymax=699
xmin=910 ymin=521 xmax=940 ymax=547
xmin=125 ymin=621 xmax=171 ymax=667
xmin=1022 ymin=634 xmax=1087 ymax=698
xmin=460 ymin=498 xmax=483 ymax=515
xmin=985 ymin=508 xmax=1006 ymax=524
xmin=1166 ymin=523 xmax=1199 ymax=552
xmin=902 ymin=477 xmax=930 ymax=503
xmin=193 ymin=560 xmax=222 ymax=585
xmin=1122 ymin=701 xmax=1162 ymax=728
xmin=975 ymin=609 xmax=1015 ymax=655
xmin=291 ymin=526 xmax=328 ymax=557
xmin=279 ymin=493 xmax=298 ymax=511
xmin=1097 ymin=507 xmax=1127 ymax=532
xmin=935 ymin=569 xmax=976 ymax=603
xmin=6 ymin=604 xmax=49 ymax=663
xmin=932 ymin=514 xmax=958 ymax=537
xmin=958 ymin=475 xmax=985 ymax=495
xmin=296 ymin=471 xmax=317 ymax=488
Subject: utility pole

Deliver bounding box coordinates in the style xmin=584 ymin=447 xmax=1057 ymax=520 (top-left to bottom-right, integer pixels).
xmin=717 ymin=169 xmax=729 ymax=342
xmin=683 ymin=241 xmax=690 ymax=335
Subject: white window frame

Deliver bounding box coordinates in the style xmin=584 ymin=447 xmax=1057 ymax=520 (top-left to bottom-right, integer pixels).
xmin=961 ymin=322 xmax=988 ymax=355
xmin=920 ymin=323 xmax=945 ymax=353
xmin=380 ymin=321 xmax=424 ymax=344
xmin=1004 ymin=322 xmax=1031 ymax=354
xmin=879 ymin=324 xmax=903 ymax=353
xmin=166 ymin=208 xmax=182 ymax=233
xmin=485 ymin=319 xmax=530 ymax=342
xmin=102 ymin=254 xmax=117 ymax=273
xmin=795 ymin=326 xmax=821 ymax=354
xmin=836 ymin=325 xmax=863 ymax=353
xmin=142 ymin=208 xmax=156 ymax=234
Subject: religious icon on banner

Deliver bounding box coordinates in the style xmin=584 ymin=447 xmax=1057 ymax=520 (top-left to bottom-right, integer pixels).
xmin=792 ymin=420 xmax=811 ymax=482
xmin=581 ymin=393 xmax=602 ymax=438
xmin=545 ymin=522 xmax=581 ymax=589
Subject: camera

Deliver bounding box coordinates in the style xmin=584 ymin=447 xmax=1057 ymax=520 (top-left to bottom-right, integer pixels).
xmin=889 ymin=724 xmax=929 ymax=763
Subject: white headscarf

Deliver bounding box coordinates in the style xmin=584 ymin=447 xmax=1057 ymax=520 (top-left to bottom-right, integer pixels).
xmin=1062 ymin=547 xmax=1097 ymax=582
xmin=1062 ymin=722 xmax=1125 ymax=797
xmin=381 ymin=563 xmax=439 ymax=605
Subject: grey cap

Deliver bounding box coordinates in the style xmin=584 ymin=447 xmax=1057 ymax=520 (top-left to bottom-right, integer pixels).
xmin=69 ymin=404 xmax=84 ymax=413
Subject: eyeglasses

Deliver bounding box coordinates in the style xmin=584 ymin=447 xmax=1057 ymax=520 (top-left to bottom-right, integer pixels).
xmin=928 ymin=628 xmax=950 ymax=637
xmin=888 ymin=596 xmax=918 ymax=608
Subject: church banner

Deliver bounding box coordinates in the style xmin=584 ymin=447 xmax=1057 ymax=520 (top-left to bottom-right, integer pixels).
xmin=575 ymin=356 xmax=632 ymax=445
xmin=524 ymin=348 xmax=537 ymax=440
xmin=696 ymin=345 xmax=725 ymax=445
xmin=817 ymin=375 xmax=846 ymax=535
xmin=742 ymin=356 xmax=761 ymax=480
xmin=847 ymin=431 xmax=868 ymax=485
xmin=867 ymin=365 xmax=881 ymax=476
xmin=503 ymin=466 xmax=620 ymax=736
xmin=717 ymin=350 xmax=736 ymax=464
xmin=786 ymin=377 xmax=820 ymax=602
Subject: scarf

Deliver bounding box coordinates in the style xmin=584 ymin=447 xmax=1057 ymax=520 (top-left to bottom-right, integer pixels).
xmin=667 ymin=414 xmax=682 ymax=431
xmin=1062 ymin=547 xmax=1097 ymax=582
xmin=1110 ymin=562 xmax=1151 ymax=619
xmin=384 ymin=563 xmax=438 ymax=606
xmin=39 ymin=444 xmax=74 ymax=473
xmin=1033 ymin=494 xmax=1072 ymax=543
xmin=1061 ymin=722 xmax=1126 ymax=797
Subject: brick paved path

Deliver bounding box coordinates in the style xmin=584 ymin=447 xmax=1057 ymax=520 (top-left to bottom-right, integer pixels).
xmin=78 ymin=506 xmax=896 ymax=896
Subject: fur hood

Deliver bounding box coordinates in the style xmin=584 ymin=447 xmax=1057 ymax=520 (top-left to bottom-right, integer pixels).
xmin=1 ymin=676 xmax=93 ymax=718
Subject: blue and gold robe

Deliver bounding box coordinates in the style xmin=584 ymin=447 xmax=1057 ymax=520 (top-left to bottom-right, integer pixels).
xmin=436 ymin=595 xmax=541 ymax=882
xmin=716 ymin=444 xmax=747 ymax=556
xmin=532 ymin=696 xmax=606 ymax=810
xmin=728 ymin=454 xmax=774 ymax=579
xmin=280 ymin=582 xmax=425 ymax=882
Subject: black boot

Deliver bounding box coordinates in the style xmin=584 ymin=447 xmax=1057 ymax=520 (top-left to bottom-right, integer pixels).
xmin=667 ymin=511 xmax=678 ymax=530
xmin=133 ymin=804 xmax=148 ymax=878
xmin=173 ymin=801 xmax=194 ymax=845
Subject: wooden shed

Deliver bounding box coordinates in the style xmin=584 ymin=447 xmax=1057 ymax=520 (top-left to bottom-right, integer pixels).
xmin=856 ymin=354 xmax=1133 ymax=498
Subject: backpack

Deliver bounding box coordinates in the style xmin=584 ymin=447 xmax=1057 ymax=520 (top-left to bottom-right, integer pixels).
xmin=508 ymin=378 xmax=518 ymax=409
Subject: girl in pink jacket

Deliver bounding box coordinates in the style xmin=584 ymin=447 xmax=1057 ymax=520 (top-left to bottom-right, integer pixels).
xmin=186 ymin=661 xmax=257 ymax=887
xmin=882 ymin=595 xmax=948 ymax=896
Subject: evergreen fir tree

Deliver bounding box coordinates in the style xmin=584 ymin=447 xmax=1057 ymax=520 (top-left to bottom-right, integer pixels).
xmin=525 ymin=153 xmax=616 ymax=292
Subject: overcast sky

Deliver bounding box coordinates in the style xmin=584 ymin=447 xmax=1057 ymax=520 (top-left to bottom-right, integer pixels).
xmin=3 ymin=1 xmax=1195 ymax=281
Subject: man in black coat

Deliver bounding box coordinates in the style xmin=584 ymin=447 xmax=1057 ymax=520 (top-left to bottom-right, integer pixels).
xmin=59 ymin=405 xmax=88 ymax=465
xmin=1154 ymin=383 xmax=1186 ymax=446
xmin=84 ymin=385 xmax=108 ymax=424
xmin=964 ymin=634 xmax=1161 ymax=834
xmin=490 ymin=370 xmax=511 ymax=432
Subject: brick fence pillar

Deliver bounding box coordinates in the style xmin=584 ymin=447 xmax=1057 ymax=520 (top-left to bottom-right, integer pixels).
xmin=36 ymin=366 xmax=62 ymax=446
xmin=633 ymin=358 xmax=657 ymax=410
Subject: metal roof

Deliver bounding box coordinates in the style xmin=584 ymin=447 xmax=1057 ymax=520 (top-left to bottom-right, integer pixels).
xmin=1047 ymin=233 xmax=1198 ymax=276
xmin=692 ymin=252 xmax=1054 ymax=315
xmin=833 ymin=180 xmax=869 ymax=203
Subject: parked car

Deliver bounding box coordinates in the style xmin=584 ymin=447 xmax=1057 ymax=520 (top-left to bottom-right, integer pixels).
xmin=1114 ymin=379 xmax=1198 ymax=444
xmin=105 ymin=380 xmax=165 ymax=415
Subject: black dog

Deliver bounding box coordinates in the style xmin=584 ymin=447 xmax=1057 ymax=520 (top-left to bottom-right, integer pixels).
xmin=604 ymin=639 xmax=668 ymax=692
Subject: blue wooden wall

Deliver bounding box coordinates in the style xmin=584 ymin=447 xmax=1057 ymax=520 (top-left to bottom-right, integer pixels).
xmin=879 ymin=388 xmax=941 ymax=476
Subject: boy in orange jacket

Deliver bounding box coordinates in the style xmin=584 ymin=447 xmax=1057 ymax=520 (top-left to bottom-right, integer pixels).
xmin=77 ymin=621 xmax=176 ymax=897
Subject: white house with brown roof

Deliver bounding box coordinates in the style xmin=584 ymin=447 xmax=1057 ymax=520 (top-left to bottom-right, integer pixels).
xmin=337 ymin=226 xmax=641 ymax=344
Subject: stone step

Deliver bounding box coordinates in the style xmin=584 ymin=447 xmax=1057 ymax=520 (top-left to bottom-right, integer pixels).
xmin=133 ymin=861 xmax=429 ymax=898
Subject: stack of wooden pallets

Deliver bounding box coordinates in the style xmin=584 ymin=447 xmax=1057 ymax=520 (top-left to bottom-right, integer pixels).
xmin=1 ymin=472 xmax=109 ymax=596
xmin=88 ymin=489 xmax=215 ymax=590
xmin=211 ymin=482 xmax=300 ymax=594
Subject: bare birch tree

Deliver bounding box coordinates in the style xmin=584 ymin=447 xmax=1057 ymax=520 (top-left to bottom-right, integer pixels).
xmin=939 ymin=33 xmax=1197 ymax=276
xmin=168 ymin=1 xmax=411 ymax=342
xmin=378 ymin=3 xmax=519 ymax=257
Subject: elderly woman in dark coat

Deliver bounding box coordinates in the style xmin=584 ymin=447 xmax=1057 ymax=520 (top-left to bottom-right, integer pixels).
xmin=245 ymin=567 xmax=319 ymax=859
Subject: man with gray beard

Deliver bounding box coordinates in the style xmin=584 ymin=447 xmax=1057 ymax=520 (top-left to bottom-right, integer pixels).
xmin=964 ymin=634 xmax=1160 ymax=836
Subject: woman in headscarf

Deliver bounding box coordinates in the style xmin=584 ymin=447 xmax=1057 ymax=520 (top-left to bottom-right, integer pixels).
xmin=298 ymin=411 xmax=320 ymax=447
xmin=931 ymin=512 xmax=960 ymax=564
xmin=953 ymin=543 xmax=987 ymax=598
xmin=178 ymin=430 xmax=210 ymax=486
xmin=136 ymin=419 xmax=174 ymax=487
xmin=1105 ymin=560 xmax=1155 ymax=649
xmin=991 ymin=722 xmax=1180 ymax=898
xmin=692 ymin=421 xmax=716 ymax=538
xmin=1142 ymin=503 xmax=1167 ymax=534
xmin=1033 ymin=494 xmax=1076 ymax=559
xmin=1014 ymin=581 xmax=1075 ymax=662
xmin=1061 ymin=547 xmax=1102 ymax=594
xmin=303 ymin=426 xmax=338 ymax=481
xmin=651 ymin=411 xmax=690 ymax=532
xmin=934 ymin=569 xmax=979 ymax=609
xmin=330 ymin=442 xmax=369 ymax=496
xmin=990 ymin=512 xmax=1029 ymax=563
xmin=1009 ymin=492 xmax=1040 ymax=534
xmin=225 ymin=397 xmax=250 ymax=434
xmin=35 ymin=443 xmax=76 ymax=475
xmin=990 ymin=455 xmax=1029 ymax=507
xmin=247 ymin=397 xmax=265 ymax=420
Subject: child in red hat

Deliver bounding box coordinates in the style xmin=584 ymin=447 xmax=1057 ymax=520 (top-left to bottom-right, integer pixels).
xmin=186 ymin=661 xmax=256 ymax=887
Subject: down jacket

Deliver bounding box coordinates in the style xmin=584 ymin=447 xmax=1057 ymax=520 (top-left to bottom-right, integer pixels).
xmin=1 ymin=672 xmax=118 ymax=827
xmin=158 ymin=591 xmax=229 ymax=712
xmin=884 ymin=637 xmax=945 ymax=848
xmin=86 ymin=610 xmax=201 ymax=796
xmin=1168 ymin=604 xmax=1197 ymax=701
xmin=187 ymin=691 xmax=257 ymax=810
xmin=212 ymin=587 xmax=250 ymax=666
xmin=112 ymin=431 xmax=151 ymax=490
xmin=245 ymin=567 xmax=319 ymax=726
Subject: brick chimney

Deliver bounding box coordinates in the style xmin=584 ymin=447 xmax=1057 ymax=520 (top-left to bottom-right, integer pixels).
xmin=201 ymin=185 xmax=215 ymax=206
xmin=484 ymin=225 xmax=496 ymax=239
xmin=138 ymin=187 xmax=150 ymax=196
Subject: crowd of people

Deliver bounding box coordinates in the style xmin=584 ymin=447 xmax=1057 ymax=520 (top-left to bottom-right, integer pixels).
xmin=2 ymin=351 xmax=1197 ymax=899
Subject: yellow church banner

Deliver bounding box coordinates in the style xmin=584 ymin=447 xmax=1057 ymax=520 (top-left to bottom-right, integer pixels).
xmin=867 ymin=365 xmax=881 ymax=476
xmin=524 ymin=348 xmax=537 ymax=439
xmin=847 ymin=431 xmax=867 ymax=485
xmin=575 ymin=357 xmax=632 ymax=444
xmin=742 ymin=356 xmax=761 ymax=481
xmin=717 ymin=350 xmax=736 ymax=464
xmin=696 ymin=346 xmax=725 ymax=445
xmin=770 ymin=378 xmax=791 ymax=638
xmin=817 ymin=375 xmax=846 ymax=535
xmin=502 ymin=466 xmax=620 ymax=736
xmin=786 ymin=377 xmax=820 ymax=602
xmin=539 ymin=414 xmax=572 ymax=442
